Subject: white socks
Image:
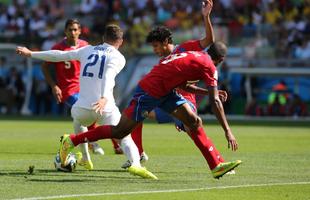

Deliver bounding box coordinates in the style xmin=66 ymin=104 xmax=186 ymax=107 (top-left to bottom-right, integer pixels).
xmin=73 ymin=120 xmax=91 ymax=161
xmin=120 ymin=135 xmax=141 ymax=167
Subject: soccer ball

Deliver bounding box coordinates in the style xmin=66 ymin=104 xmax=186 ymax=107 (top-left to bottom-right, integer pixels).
xmin=54 ymin=152 xmax=77 ymax=172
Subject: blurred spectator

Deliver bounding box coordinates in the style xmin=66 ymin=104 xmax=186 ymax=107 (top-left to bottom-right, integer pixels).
xmin=0 ymin=56 xmax=8 ymax=86
xmin=288 ymin=94 xmax=308 ymax=117
xmin=245 ymin=97 xmax=264 ymax=116
xmin=5 ymin=66 xmax=25 ymax=114
xmin=264 ymin=2 xmax=282 ymax=25
xmin=267 ymin=93 xmax=287 ymax=116
xmin=294 ymin=38 xmax=310 ymax=59
xmin=267 ymin=80 xmax=290 ymax=116
xmin=78 ymin=0 xmax=97 ymax=16
xmin=240 ymin=62 xmax=259 ymax=101
xmin=32 ymin=64 xmax=51 ymax=115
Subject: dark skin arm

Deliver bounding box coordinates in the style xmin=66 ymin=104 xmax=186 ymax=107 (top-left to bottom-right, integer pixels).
xmin=207 ymin=86 xmax=238 ymax=151
xmin=41 ymin=62 xmax=62 ymax=104
xmin=178 ymin=83 xmax=228 ymax=102
xmin=199 ymin=0 xmax=215 ymax=48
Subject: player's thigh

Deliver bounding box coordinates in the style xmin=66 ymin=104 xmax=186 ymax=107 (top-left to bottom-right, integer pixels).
xmin=153 ymin=108 xmax=174 ymax=123
xmin=171 ymin=103 xmax=197 ymax=123
xmin=158 ymin=92 xmax=200 ymax=129
xmin=96 ymin=107 xmax=121 ymax=126
xmin=71 ymin=106 xmax=96 ymax=127
xmin=173 ymin=101 xmax=197 ymax=132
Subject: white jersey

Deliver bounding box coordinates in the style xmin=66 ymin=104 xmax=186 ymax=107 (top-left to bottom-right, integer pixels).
xmin=32 ymin=43 xmax=125 ymax=112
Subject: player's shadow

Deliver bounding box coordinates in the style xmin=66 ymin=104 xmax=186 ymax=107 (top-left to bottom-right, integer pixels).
xmin=0 ymin=168 xmax=149 ymax=183
xmin=1 ymin=151 xmax=55 ymax=155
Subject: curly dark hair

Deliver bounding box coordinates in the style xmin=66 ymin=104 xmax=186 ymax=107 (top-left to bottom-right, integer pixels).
xmin=146 ymin=26 xmax=173 ymax=44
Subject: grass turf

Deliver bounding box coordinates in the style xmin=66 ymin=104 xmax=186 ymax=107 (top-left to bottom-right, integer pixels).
xmin=0 ymin=119 xmax=309 ymax=200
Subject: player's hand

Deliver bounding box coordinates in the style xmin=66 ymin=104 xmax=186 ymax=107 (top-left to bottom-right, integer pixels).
xmin=92 ymin=97 xmax=107 ymax=115
xmin=225 ymin=129 xmax=238 ymax=151
xmin=201 ymin=0 xmax=213 ymax=17
xmin=16 ymin=46 xmax=32 ymax=57
xmin=218 ymin=90 xmax=228 ymax=102
xmin=52 ymin=85 xmax=62 ymax=104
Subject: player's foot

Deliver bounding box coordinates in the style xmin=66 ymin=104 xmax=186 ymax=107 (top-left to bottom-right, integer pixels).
xmin=114 ymin=147 xmax=123 ymax=154
xmin=121 ymin=160 xmax=132 ymax=169
xmin=128 ymin=166 xmax=158 ymax=180
xmin=59 ymin=134 xmax=74 ymax=165
xmin=89 ymin=142 xmax=104 ymax=155
xmin=140 ymin=152 xmax=149 ymax=163
xmin=75 ymin=152 xmax=94 ymax=170
xmin=78 ymin=159 xmax=94 ymax=170
xmin=121 ymin=152 xmax=149 ymax=169
xmin=212 ymin=160 xmax=242 ymax=179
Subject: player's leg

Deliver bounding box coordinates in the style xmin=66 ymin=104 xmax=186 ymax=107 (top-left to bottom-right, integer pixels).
xmin=130 ymin=108 xmax=170 ymax=156
xmin=171 ymin=104 xmax=241 ymax=178
xmin=159 ymin=92 xmax=241 ymax=178
xmin=87 ymin=123 xmax=105 ymax=155
xmin=66 ymin=93 xmax=104 ymax=155
xmin=130 ymin=123 xmax=144 ymax=155
xmin=169 ymin=103 xmax=221 ymax=169
xmin=173 ymin=101 xmax=225 ymax=163
xmin=71 ymin=106 xmax=94 ymax=170
xmin=112 ymin=138 xmax=123 ymax=154
xmin=122 ymin=122 xmax=149 ymax=169
xmin=59 ymin=87 xmax=159 ymax=179
xmin=99 ymin=107 xmax=141 ymax=168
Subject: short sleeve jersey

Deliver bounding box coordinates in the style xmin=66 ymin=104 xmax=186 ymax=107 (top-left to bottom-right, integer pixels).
xmin=139 ymin=51 xmax=218 ymax=98
xmin=54 ymin=43 xmax=126 ymax=111
xmin=172 ymin=40 xmax=204 ymax=106
xmin=49 ymin=39 xmax=88 ymax=102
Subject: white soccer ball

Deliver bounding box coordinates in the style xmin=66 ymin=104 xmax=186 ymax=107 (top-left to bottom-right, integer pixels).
xmin=54 ymin=152 xmax=77 ymax=172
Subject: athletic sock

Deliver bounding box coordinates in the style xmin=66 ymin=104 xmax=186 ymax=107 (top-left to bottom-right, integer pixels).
xmin=120 ymin=135 xmax=141 ymax=167
xmin=130 ymin=123 xmax=144 ymax=155
xmin=70 ymin=125 xmax=112 ymax=146
xmin=73 ymin=121 xmax=91 ymax=161
xmin=189 ymin=126 xmax=223 ymax=170
xmin=111 ymin=138 xmax=120 ymax=149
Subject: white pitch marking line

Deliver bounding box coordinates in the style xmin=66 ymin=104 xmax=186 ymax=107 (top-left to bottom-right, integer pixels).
xmin=11 ymin=181 xmax=310 ymax=200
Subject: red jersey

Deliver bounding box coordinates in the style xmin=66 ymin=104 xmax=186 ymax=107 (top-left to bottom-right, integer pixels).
xmin=48 ymin=39 xmax=88 ymax=102
xmin=139 ymin=51 xmax=218 ymax=98
xmin=173 ymin=40 xmax=204 ymax=106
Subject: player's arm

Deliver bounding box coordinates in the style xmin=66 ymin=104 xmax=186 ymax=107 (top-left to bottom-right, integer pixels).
xmin=16 ymin=46 xmax=86 ymax=61
xmin=207 ymin=86 xmax=238 ymax=151
xmin=41 ymin=62 xmax=62 ymax=103
xmin=178 ymin=82 xmax=228 ymax=102
xmin=199 ymin=0 xmax=214 ymax=48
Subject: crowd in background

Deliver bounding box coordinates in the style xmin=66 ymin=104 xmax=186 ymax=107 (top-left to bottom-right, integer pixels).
xmin=0 ymin=0 xmax=309 ymax=116
xmin=0 ymin=0 xmax=309 ymax=57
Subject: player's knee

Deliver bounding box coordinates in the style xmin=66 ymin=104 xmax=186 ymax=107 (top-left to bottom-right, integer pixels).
xmin=187 ymin=116 xmax=202 ymax=131
xmin=112 ymin=126 xmax=131 ymax=139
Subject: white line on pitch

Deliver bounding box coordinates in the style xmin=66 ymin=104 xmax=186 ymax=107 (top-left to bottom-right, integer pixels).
xmin=10 ymin=181 xmax=310 ymax=200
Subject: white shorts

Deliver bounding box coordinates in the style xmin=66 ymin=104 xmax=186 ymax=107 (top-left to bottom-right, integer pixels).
xmin=71 ymin=106 xmax=121 ymax=127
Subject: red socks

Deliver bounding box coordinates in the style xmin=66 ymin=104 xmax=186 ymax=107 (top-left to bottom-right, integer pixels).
xmin=189 ymin=126 xmax=224 ymax=170
xmin=130 ymin=123 xmax=144 ymax=155
xmin=111 ymin=138 xmax=120 ymax=149
xmin=70 ymin=125 xmax=112 ymax=146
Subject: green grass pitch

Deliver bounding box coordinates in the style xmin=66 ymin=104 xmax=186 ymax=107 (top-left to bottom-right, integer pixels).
xmin=0 ymin=118 xmax=309 ymax=200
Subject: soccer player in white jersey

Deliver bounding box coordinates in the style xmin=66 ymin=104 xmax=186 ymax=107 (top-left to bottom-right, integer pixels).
xmin=16 ymin=24 xmax=157 ymax=179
